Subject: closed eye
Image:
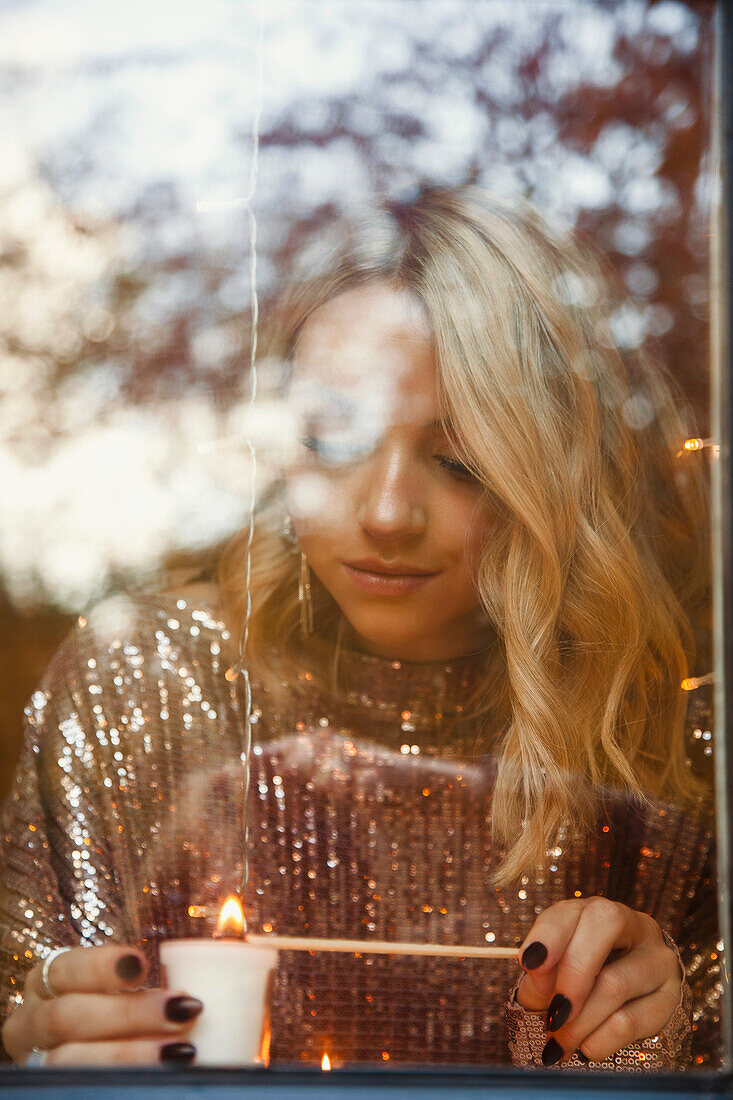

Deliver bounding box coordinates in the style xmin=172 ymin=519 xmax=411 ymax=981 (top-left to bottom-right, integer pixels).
xmin=300 ymin=437 xmax=479 ymax=482
xmin=434 ymin=455 xmax=479 ymax=483
xmin=298 ymin=436 xmax=371 ymax=466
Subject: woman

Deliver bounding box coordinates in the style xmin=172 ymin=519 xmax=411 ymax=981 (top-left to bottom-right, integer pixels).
xmin=0 ymin=187 xmax=720 ymax=1070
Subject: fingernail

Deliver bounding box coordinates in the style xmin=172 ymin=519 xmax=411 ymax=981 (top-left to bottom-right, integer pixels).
xmin=577 ymin=1049 xmax=590 ymax=1064
xmin=520 ymin=941 xmax=547 ymax=970
xmin=160 ymin=1041 xmax=196 ymax=1065
xmin=115 ymin=954 xmax=143 ymax=982
xmin=541 ymin=1037 xmax=564 ymax=1066
xmin=546 ymin=993 xmax=571 ymax=1031
xmin=165 ymin=995 xmax=204 ymax=1023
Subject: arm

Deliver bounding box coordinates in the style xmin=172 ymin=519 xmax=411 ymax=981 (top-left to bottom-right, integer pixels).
xmin=0 ymin=621 xmax=118 ymax=1040
xmin=501 ymin=915 xmax=691 ymax=1069
xmin=506 ymin=681 xmax=721 ymax=1074
xmin=0 ymin=727 xmax=78 ymax=1036
xmin=0 ymin=596 xmax=223 ymax=1064
xmin=0 ymin=656 xmax=199 ymax=1066
xmin=675 ymin=834 xmax=722 ymax=1068
xmin=505 ymin=813 xmax=721 ymax=1070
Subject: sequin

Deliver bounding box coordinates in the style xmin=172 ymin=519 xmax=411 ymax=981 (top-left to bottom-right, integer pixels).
xmin=0 ymin=591 xmax=721 ymax=1070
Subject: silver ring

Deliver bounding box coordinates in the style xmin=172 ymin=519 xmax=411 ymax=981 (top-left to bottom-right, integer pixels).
xmin=40 ymin=946 xmax=72 ymax=1000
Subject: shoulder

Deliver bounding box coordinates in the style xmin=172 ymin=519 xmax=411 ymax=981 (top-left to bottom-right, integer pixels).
xmin=24 ymin=586 xmax=244 ymax=769
xmin=593 ymin=787 xmax=715 ymax=916
xmin=598 ymin=786 xmax=714 ymax=850
xmin=85 ymin=583 xmax=230 ymax=647
xmin=35 ymin=585 xmax=238 ymax=704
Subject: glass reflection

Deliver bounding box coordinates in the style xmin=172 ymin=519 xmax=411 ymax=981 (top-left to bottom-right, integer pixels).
xmin=0 ymin=0 xmax=720 ymax=1077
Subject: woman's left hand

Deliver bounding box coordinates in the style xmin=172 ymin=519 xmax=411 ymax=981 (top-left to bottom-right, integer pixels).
xmin=516 ymin=897 xmax=683 ymax=1065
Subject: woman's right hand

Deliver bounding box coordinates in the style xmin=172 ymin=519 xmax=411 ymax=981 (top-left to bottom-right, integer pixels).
xmin=2 ymin=945 xmax=202 ymax=1066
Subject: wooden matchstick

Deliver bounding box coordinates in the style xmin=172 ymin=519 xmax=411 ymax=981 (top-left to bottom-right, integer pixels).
xmin=244 ymin=932 xmax=519 ymax=959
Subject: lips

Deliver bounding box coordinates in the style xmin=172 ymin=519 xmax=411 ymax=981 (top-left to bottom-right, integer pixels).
xmin=344 ymin=559 xmax=438 ymax=576
xmin=342 ymin=560 xmax=440 ymax=596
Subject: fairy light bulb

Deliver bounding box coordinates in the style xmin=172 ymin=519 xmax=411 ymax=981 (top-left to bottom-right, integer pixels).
xmin=681 ymin=672 xmax=715 ymax=691
xmin=677 ymin=436 xmax=718 ymax=458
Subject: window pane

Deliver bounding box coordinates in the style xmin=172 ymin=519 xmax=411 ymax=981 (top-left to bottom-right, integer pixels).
xmin=0 ymin=0 xmax=725 ymax=1080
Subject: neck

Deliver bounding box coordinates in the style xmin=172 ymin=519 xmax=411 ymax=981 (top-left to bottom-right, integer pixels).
xmin=345 ymin=620 xmax=497 ymax=664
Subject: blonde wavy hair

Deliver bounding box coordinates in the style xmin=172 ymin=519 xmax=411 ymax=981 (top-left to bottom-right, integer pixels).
xmin=219 ymin=186 xmax=711 ymax=886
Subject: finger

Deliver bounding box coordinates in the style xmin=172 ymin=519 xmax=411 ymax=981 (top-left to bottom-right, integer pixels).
xmin=515 ymin=966 xmax=558 ymax=1011
xmin=43 ymin=1037 xmax=196 ymax=1067
xmin=576 ymin=983 xmax=683 ymax=1063
xmin=2 ymin=1003 xmax=34 ymax=1064
xmin=519 ymin=900 xmax=584 ymax=972
xmin=547 ymin=899 xmax=641 ymax=1030
xmin=553 ymin=943 xmax=680 ymax=1055
xmin=4 ymin=949 xmax=148 ymax=1065
xmin=517 ymin=901 xmax=584 ymax=1009
xmin=26 ymin=946 xmax=147 ymax=1002
xmin=32 ymin=989 xmax=203 ymax=1053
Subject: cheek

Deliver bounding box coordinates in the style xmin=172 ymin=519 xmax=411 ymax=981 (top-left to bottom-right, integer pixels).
xmin=286 ymin=470 xmax=349 ymax=534
xmin=442 ymin=500 xmax=492 ymax=572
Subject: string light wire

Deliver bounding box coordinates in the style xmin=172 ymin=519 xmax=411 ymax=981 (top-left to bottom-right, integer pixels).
xmin=194 ymin=2 xmax=267 ymax=918
xmin=236 ymin=0 xmax=266 ymax=915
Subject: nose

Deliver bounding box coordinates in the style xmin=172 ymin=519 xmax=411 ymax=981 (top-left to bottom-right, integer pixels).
xmin=356 ymin=444 xmax=427 ymax=542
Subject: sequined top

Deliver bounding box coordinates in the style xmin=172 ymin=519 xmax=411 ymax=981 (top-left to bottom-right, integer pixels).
xmin=0 ymin=591 xmax=722 ymax=1070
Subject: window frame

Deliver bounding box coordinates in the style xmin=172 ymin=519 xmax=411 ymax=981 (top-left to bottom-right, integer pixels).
xmin=2 ymin=2 xmax=731 ymax=1095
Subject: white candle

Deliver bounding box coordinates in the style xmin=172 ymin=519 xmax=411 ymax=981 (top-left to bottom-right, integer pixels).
xmin=159 ymin=897 xmax=278 ymax=1066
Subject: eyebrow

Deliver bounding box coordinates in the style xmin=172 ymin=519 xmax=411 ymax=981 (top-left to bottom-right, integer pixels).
xmin=293 ymin=384 xmax=452 ymax=434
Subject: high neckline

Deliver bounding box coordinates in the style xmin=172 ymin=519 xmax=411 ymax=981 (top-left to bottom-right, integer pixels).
xmin=158 ymin=586 xmax=494 ymax=716
xmin=332 ymin=644 xmax=492 ymax=730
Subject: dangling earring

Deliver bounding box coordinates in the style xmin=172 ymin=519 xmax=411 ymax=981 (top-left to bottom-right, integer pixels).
xmin=280 ymin=511 xmax=298 ymax=552
xmin=281 ymin=511 xmax=314 ymax=636
xmin=298 ymin=551 xmax=314 ymax=636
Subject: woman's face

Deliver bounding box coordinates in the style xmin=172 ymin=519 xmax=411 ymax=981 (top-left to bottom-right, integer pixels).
xmin=286 ymin=282 xmax=496 ymax=662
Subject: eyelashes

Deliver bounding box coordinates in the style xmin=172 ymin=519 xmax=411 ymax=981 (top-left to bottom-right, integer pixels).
xmin=298 ymin=436 xmax=479 ymax=483
xmin=298 ymin=435 xmax=371 ymax=465
xmin=434 ymin=455 xmax=478 ymax=482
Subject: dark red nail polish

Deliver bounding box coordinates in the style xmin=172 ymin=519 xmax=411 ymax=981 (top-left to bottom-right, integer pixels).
xmin=160 ymin=1042 xmax=196 ymax=1065
xmin=521 ymin=941 xmax=547 ymax=970
xmin=546 ymin=993 xmax=571 ymax=1031
xmin=165 ymin=995 xmax=204 ymax=1023
xmin=542 ymin=1037 xmax=564 ymax=1066
xmin=115 ymin=954 xmax=143 ymax=981
xmin=577 ymin=1049 xmax=590 ymax=1064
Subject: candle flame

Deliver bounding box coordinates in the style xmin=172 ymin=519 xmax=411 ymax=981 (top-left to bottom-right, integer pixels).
xmin=321 ymin=1052 xmax=332 ymax=1071
xmin=683 ymin=437 xmax=704 ymax=451
xmin=215 ymin=895 xmax=245 ymax=937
